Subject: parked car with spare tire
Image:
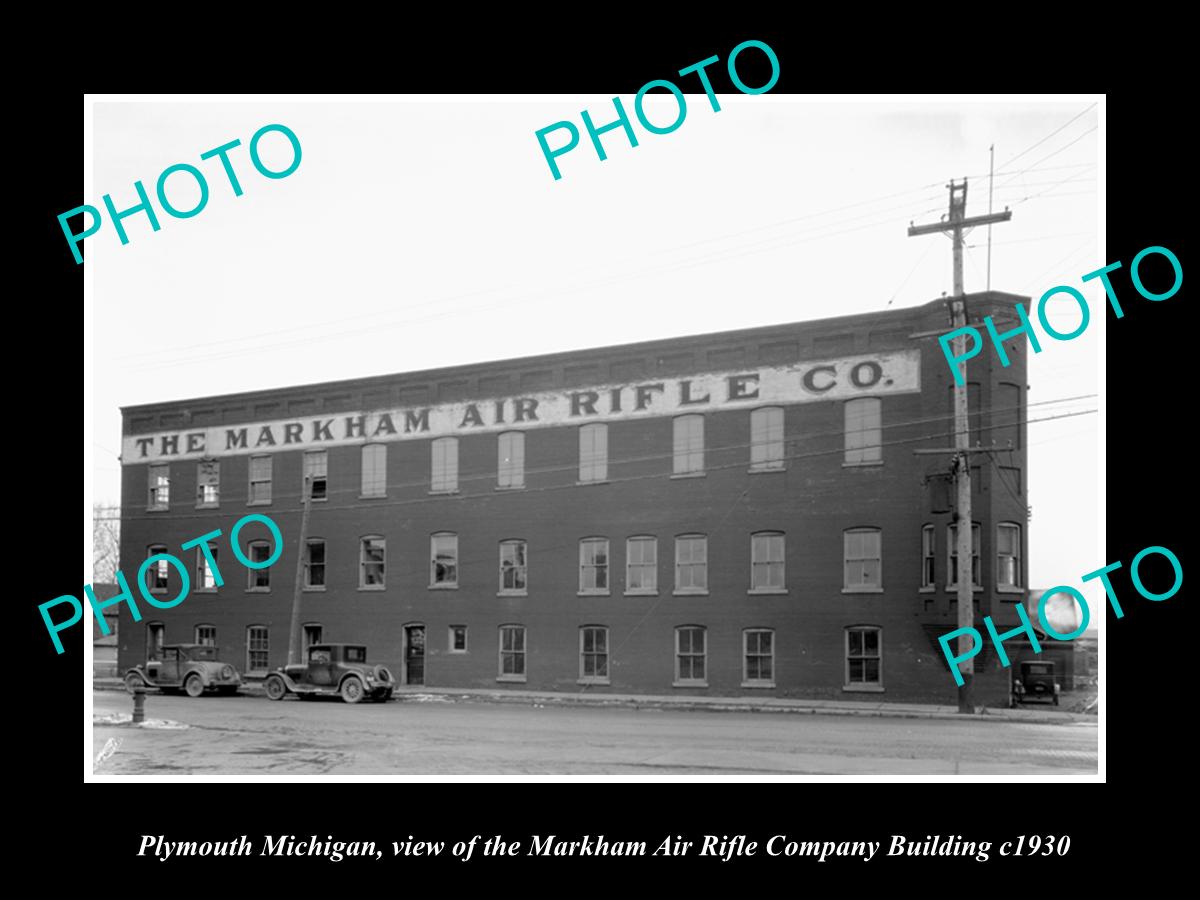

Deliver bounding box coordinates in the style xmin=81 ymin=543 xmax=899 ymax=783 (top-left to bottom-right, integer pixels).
xmin=124 ymin=643 xmax=242 ymax=697
xmin=263 ymin=643 xmax=394 ymax=704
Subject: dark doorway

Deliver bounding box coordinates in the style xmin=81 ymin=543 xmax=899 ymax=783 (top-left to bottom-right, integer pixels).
xmin=404 ymin=625 xmax=425 ymax=686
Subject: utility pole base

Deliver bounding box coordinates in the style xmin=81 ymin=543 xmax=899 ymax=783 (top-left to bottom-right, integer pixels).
xmin=957 ymin=675 xmax=974 ymax=714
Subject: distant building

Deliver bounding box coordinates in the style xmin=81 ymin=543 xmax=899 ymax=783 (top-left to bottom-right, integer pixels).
xmin=90 ymin=583 xmax=120 ymax=677
xmin=115 ymin=293 xmax=1033 ymax=705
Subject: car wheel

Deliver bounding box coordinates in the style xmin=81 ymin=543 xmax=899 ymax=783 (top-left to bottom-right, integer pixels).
xmin=341 ymin=677 xmax=365 ymax=704
xmin=264 ymin=676 xmax=287 ymax=701
xmin=124 ymin=673 xmax=144 ymax=694
xmin=184 ymin=675 xmax=205 ymax=698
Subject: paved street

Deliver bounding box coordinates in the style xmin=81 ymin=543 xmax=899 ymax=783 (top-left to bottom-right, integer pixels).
xmin=92 ymin=691 xmax=1097 ymax=776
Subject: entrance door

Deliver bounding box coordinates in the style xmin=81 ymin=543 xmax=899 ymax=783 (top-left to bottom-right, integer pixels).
xmin=404 ymin=625 xmax=425 ymax=686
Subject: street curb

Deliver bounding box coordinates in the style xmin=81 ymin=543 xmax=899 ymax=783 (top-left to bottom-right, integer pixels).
xmin=92 ymin=679 xmax=1093 ymax=725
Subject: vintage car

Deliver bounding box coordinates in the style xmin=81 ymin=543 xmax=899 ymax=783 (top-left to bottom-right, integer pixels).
xmin=1012 ymin=660 xmax=1060 ymax=706
xmin=124 ymin=643 xmax=243 ymax=697
xmin=263 ymin=643 xmax=394 ymax=704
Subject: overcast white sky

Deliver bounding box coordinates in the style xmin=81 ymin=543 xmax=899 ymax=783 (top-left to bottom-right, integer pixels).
xmin=88 ymin=95 xmax=1101 ymax=616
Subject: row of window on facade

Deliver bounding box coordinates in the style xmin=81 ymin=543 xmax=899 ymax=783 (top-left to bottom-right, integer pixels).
xmin=147 ymin=621 xmax=885 ymax=689
xmin=148 ymin=523 xmax=1023 ymax=597
xmin=145 ymin=401 xmax=887 ymax=509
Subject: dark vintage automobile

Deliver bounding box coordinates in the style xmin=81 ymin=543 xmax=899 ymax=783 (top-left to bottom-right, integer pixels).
xmin=1012 ymin=660 xmax=1060 ymax=706
xmin=263 ymin=644 xmax=394 ymax=704
xmin=124 ymin=644 xmax=242 ymax=697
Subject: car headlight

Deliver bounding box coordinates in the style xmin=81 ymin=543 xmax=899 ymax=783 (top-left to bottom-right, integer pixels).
xmin=220 ymin=665 xmax=235 ymax=681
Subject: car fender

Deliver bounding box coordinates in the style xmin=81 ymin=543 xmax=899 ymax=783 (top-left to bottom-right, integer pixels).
xmin=124 ymin=667 xmax=152 ymax=687
xmin=338 ymin=671 xmax=369 ymax=690
xmin=270 ymin=669 xmax=306 ymax=692
xmin=183 ymin=666 xmax=211 ymax=688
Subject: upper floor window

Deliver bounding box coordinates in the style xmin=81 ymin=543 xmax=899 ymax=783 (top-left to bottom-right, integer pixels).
xmin=579 ymin=538 xmax=609 ymax=594
xmin=145 ymin=545 xmax=169 ymax=594
xmin=359 ymin=536 xmax=386 ymax=589
xmin=844 ymin=398 xmax=882 ymax=465
xmin=579 ymin=423 xmax=608 ymax=483
xmin=304 ymin=538 xmax=326 ymax=589
xmin=195 ymin=546 xmax=219 ymax=592
xmin=248 ymin=455 xmax=273 ymax=505
xmin=947 ymin=521 xmax=982 ymax=589
xmin=498 ymin=432 xmax=525 ymax=489
xmin=247 ymin=541 xmax=272 ymax=591
xmin=431 ymin=437 xmax=458 ymax=493
xmin=843 ymin=527 xmax=882 ymax=591
xmin=499 ymin=539 xmax=528 ymax=594
xmin=304 ymin=450 xmax=327 ymax=501
xmin=750 ymin=407 xmax=785 ymax=471
xmin=196 ymin=461 xmax=220 ymax=508
xmin=750 ymin=532 xmax=786 ymax=592
xmin=997 ymin=523 xmax=1023 ymax=589
xmin=431 ymin=532 xmax=458 ymax=587
xmin=921 ymin=524 xmax=936 ymax=589
xmin=673 ymin=415 xmax=705 ymax=475
xmin=625 ymin=536 xmax=657 ymax=594
xmin=361 ymin=444 xmax=386 ymax=498
xmin=674 ymin=535 xmax=708 ymax=593
xmin=148 ymin=464 xmax=170 ymax=510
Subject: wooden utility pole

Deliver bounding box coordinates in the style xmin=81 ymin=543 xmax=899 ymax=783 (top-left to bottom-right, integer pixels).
xmin=908 ymin=179 xmax=1011 ymax=714
xmin=288 ymin=475 xmax=314 ymax=665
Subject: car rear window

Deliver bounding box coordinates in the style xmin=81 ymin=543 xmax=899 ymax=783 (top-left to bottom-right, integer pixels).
xmin=345 ymin=647 xmax=367 ymax=663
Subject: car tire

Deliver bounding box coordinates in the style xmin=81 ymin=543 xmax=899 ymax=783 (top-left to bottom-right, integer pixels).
xmin=184 ymin=675 xmax=205 ymax=698
xmin=124 ymin=673 xmax=144 ymax=694
xmin=264 ymin=676 xmax=287 ymax=701
xmin=341 ymin=677 xmax=365 ymax=704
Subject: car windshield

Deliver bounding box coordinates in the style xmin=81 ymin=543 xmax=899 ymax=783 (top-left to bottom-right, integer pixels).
xmin=344 ymin=646 xmax=367 ymax=663
xmin=1025 ymin=664 xmax=1051 ymax=674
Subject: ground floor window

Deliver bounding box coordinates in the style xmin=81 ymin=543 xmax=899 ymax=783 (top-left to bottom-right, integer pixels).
xmin=579 ymin=626 xmax=609 ymax=684
xmin=146 ymin=622 xmax=165 ymax=661
xmin=674 ymin=626 xmax=707 ymax=685
xmin=498 ymin=625 xmax=526 ymax=681
xmin=194 ymin=624 xmax=216 ymax=646
xmin=247 ymin=626 xmax=269 ymax=673
xmin=845 ymin=626 xmax=882 ymax=689
xmin=743 ymin=629 xmax=774 ymax=686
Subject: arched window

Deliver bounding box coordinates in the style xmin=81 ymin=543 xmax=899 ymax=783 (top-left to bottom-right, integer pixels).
xmin=844 ymin=398 xmax=882 ymax=464
xmin=625 ymin=535 xmax=657 ymax=594
xmin=579 ymin=537 xmax=609 ymax=594
xmin=498 ymin=431 xmax=525 ymax=488
xmin=431 ymin=437 xmax=458 ymax=492
xmin=673 ymin=415 xmax=705 ymax=475
xmin=750 ymin=531 xmax=785 ymax=592
xmin=947 ymin=521 xmax=981 ymax=589
xmin=997 ymin=522 xmax=1023 ymax=589
xmin=843 ymin=527 xmax=882 ymax=590
xmin=750 ymin=407 xmax=784 ymax=470
xmin=361 ymin=444 xmax=387 ymax=497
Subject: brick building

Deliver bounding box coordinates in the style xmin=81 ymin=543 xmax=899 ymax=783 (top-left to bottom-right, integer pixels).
xmin=116 ymin=293 xmax=1037 ymax=705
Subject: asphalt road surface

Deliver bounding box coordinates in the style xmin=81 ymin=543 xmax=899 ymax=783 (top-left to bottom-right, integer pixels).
xmin=92 ymin=691 xmax=1098 ymax=776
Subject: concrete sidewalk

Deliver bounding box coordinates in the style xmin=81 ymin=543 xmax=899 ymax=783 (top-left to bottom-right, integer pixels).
xmin=92 ymin=678 xmax=1093 ymax=725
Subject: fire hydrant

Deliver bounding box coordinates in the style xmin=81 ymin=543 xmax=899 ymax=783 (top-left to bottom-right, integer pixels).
xmin=132 ymin=685 xmax=146 ymax=724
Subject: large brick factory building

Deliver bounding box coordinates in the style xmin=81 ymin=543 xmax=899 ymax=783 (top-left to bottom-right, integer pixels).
xmin=116 ymin=293 xmax=1046 ymax=705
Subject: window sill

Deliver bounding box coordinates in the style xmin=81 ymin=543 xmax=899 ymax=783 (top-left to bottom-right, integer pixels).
xmin=428 ymin=584 xmax=459 ymax=591
xmin=670 ymin=472 xmax=706 ymax=480
xmin=576 ymin=479 xmax=609 ymax=486
xmin=918 ymin=586 xmax=936 ymax=593
xmin=146 ymin=507 xmax=169 ymax=513
xmin=447 ymin=649 xmax=467 ymax=655
xmin=428 ymin=489 xmax=460 ymax=496
xmin=246 ymin=588 xmax=271 ymax=594
xmin=843 ymin=684 xmax=885 ymax=693
xmin=841 ymin=587 xmax=884 ymax=594
xmin=945 ymin=586 xmax=985 ymax=593
xmin=577 ymin=678 xmax=611 ymax=686
xmin=624 ymin=589 xmax=658 ymax=597
xmin=577 ymin=590 xmax=611 ymax=597
xmin=496 ymin=675 xmax=527 ymax=684
xmin=195 ymin=504 xmax=220 ymax=511
xmin=842 ymin=460 xmax=883 ymax=468
xmin=672 ymin=680 xmax=709 ymax=688
xmin=357 ymin=585 xmax=386 ymax=592
xmin=303 ymin=586 xmax=327 ymax=593
xmin=741 ymin=681 xmax=776 ymax=689
xmin=358 ymin=494 xmax=387 ymax=501
xmin=305 ymin=497 xmax=328 ymax=504
xmin=194 ymin=589 xmax=217 ymax=595
xmin=246 ymin=500 xmax=273 ymax=507
xmin=673 ymin=589 xmax=710 ymax=597
xmin=748 ymin=588 xmax=788 ymax=596
xmin=996 ymin=585 xmax=1025 ymax=594
xmin=497 ymin=591 xmax=528 ymax=598
xmin=748 ymin=466 xmax=786 ymax=475
xmin=495 ymin=485 xmax=526 ymax=492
